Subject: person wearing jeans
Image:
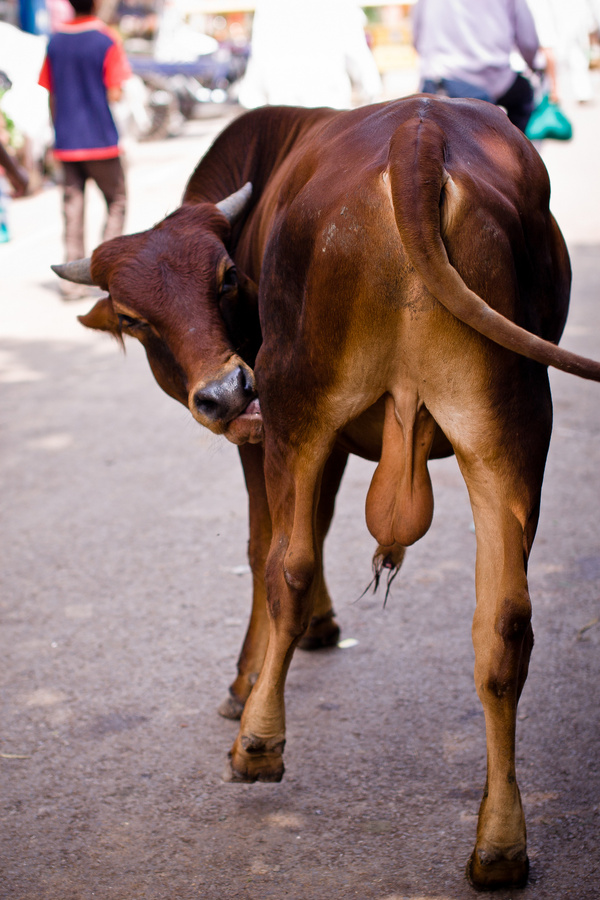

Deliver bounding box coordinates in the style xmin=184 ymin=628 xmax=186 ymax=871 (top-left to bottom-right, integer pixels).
xmin=413 ymin=0 xmax=540 ymax=132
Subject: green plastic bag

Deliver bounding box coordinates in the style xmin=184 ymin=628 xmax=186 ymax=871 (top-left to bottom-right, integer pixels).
xmin=526 ymin=95 xmax=573 ymax=141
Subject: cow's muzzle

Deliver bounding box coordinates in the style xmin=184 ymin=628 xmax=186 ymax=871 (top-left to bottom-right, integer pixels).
xmin=190 ymin=361 xmax=257 ymax=430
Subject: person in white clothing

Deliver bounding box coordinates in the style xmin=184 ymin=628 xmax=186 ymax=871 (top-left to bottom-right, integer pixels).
xmin=528 ymin=0 xmax=599 ymax=103
xmin=238 ymin=0 xmax=382 ymax=110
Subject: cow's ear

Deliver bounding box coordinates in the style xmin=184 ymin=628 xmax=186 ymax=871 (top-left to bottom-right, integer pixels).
xmin=236 ymin=270 xmax=261 ymax=362
xmin=78 ymin=297 xmax=124 ymax=345
xmin=237 ymin=270 xmax=259 ymax=309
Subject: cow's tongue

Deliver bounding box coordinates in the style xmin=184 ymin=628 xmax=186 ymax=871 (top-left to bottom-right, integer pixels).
xmin=241 ymin=398 xmax=261 ymax=418
xmin=224 ymin=397 xmax=263 ymax=445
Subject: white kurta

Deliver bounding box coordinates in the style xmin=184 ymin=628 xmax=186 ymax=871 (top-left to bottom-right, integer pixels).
xmin=239 ymin=0 xmax=382 ymax=110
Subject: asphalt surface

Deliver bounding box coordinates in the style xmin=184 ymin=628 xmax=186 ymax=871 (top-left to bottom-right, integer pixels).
xmin=1 ymin=94 xmax=600 ymax=900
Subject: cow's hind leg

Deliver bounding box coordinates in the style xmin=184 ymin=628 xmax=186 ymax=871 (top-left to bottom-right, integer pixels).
xmin=224 ymin=432 xmax=334 ymax=782
xmin=298 ymin=445 xmax=348 ymax=650
xmin=457 ymin=444 xmax=546 ymax=890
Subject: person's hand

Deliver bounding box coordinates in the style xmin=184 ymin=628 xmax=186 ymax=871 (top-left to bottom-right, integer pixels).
xmin=540 ymin=47 xmax=560 ymax=104
xmin=0 ymin=141 xmax=30 ymax=197
xmin=8 ymin=163 xmax=29 ymax=198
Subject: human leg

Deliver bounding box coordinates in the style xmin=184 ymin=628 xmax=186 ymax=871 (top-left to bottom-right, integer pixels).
xmin=62 ymin=160 xmax=86 ymax=262
xmin=86 ymin=156 xmax=127 ymax=242
xmin=496 ymin=74 xmax=535 ymax=132
xmin=59 ymin=161 xmax=89 ymax=299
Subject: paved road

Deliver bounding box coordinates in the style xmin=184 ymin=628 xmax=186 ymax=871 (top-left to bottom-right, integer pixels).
xmin=1 ymin=97 xmax=599 ymax=900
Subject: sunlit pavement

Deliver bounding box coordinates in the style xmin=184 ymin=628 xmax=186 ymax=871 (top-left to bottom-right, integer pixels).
xmin=1 ymin=80 xmax=600 ymax=900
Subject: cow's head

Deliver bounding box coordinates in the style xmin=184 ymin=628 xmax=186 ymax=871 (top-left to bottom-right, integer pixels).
xmin=53 ymin=183 xmax=263 ymax=445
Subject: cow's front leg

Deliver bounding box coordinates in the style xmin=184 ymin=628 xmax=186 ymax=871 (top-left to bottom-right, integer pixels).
xmin=461 ymin=461 xmax=540 ymax=890
xmin=220 ymin=444 xmax=346 ymax=719
xmin=219 ymin=443 xmax=271 ymax=719
xmin=224 ymin=437 xmax=330 ymax=782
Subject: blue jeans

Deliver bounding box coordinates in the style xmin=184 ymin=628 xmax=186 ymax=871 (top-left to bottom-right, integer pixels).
xmin=421 ymin=77 xmax=491 ymax=103
xmin=420 ymin=74 xmax=534 ymax=133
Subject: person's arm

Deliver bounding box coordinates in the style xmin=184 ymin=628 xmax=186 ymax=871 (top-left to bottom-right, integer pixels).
xmin=514 ymin=0 xmax=541 ymax=70
xmin=107 ymin=85 xmax=122 ymax=103
xmin=103 ymin=33 xmax=132 ymax=102
xmin=412 ymin=0 xmax=424 ymax=52
xmin=525 ymin=0 xmax=560 ymax=101
xmin=0 ymin=140 xmax=29 ymax=197
xmin=542 ymin=46 xmax=559 ymax=103
xmin=38 ymin=53 xmax=56 ymax=125
xmin=342 ymin=4 xmax=382 ymax=102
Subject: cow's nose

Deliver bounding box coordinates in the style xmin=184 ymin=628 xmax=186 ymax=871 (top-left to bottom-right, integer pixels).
xmin=193 ymin=365 xmax=255 ymax=424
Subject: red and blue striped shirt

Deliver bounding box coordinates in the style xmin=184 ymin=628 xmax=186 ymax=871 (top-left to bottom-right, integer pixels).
xmin=39 ymin=17 xmax=131 ymax=161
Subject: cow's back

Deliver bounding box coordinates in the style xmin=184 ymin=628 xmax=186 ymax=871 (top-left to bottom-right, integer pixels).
xmin=257 ymin=98 xmax=568 ymax=343
xmin=249 ymin=100 xmax=568 ymax=421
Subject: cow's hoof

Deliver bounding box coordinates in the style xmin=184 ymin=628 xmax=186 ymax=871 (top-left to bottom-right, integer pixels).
xmin=218 ymin=692 xmax=245 ymax=720
xmin=466 ymin=845 xmax=529 ymax=891
xmin=222 ymin=735 xmax=285 ymax=783
xmin=298 ymin=611 xmax=340 ymax=651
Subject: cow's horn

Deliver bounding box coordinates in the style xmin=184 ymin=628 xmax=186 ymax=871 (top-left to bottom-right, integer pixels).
xmin=216 ymin=182 xmax=252 ymax=224
xmin=51 ymin=259 xmax=95 ymax=285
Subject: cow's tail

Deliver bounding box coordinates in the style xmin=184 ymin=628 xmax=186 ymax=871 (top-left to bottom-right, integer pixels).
xmin=388 ymin=117 xmax=600 ymax=382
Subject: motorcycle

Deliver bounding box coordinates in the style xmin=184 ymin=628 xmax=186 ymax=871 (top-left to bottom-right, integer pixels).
xmin=125 ymin=33 xmax=249 ymax=141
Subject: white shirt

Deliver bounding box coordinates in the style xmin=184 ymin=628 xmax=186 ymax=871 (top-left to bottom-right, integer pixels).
xmin=239 ymin=0 xmax=382 ymax=109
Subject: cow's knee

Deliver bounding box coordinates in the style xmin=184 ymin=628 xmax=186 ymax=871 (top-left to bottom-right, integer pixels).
xmin=496 ymin=593 xmax=532 ymax=643
xmin=476 ymin=592 xmax=533 ymax=699
xmin=264 ymin=541 xmax=316 ymax=636
xmin=283 ymin=551 xmax=315 ymax=594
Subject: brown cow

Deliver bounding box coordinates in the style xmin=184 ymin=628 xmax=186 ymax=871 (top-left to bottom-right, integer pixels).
xmin=54 ymin=98 xmax=600 ymax=890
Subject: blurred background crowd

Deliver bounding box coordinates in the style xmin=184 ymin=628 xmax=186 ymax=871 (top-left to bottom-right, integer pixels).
xmin=1 ymin=0 xmax=599 ymax=241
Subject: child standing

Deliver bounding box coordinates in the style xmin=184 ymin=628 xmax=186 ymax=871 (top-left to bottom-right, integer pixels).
xmin=39 ymin=0 xmax=131 ymax=299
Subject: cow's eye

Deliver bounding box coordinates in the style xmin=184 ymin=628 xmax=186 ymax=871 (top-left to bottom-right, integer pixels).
xmin=220 ymin=267 xmax=238 ymax=295
xmin=118 ymin=314 xmax=142 ymax=330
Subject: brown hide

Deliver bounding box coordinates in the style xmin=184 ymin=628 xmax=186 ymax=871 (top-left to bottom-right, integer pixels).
xmin=66 ymin=97 xmax=600 ymax=891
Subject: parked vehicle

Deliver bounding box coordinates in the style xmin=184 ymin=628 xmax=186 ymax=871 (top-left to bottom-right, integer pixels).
xmin=125 ymin=36 xmax=249 ymax=140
